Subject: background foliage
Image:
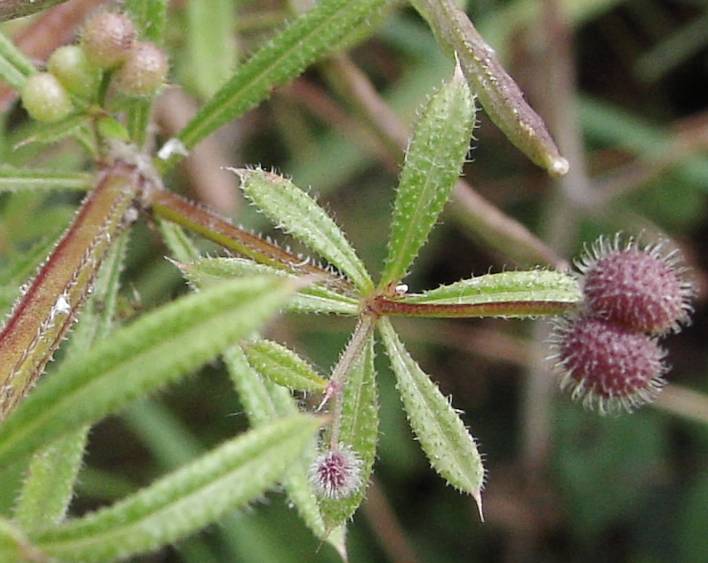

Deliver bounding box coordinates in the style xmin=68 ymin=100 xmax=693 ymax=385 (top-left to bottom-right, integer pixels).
xmin=1 ymin=0 xmax=707 ymax=561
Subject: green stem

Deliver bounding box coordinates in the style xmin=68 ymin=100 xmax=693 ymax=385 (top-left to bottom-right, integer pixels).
xmin=0 ymin=162 xmax=141 ymax=420
xmin=126 ymin=99 xmax=153 ymax=148
xmin=327 ymin=315 xmax=375 ymax=448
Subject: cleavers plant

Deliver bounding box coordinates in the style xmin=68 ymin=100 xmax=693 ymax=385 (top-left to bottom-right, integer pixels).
xmin=0 ymin=1 xmax=693 ymax=561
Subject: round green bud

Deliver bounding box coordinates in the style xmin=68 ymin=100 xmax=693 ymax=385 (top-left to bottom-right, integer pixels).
xmin=114 ymin=41 xmax=168 ymax=98
xmin=21 ymin=73 xmax=74 ymax=123
xmin=47 ymin=45 xmax=101 ymax=99
xmin=81 ymin=11 xmax=136 ymax=69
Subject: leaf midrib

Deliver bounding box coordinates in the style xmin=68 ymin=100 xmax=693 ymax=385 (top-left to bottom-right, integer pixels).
xmin=180 ymin=0 xmax=377 ymax=149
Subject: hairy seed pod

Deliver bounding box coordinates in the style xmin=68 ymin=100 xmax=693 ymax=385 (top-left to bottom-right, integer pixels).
xmin=578 ymin=236 xmax=693 ymax=334
xmin=21 ymin=73 xmax=74 ymax=123
xmin=309 ymin=444 xmax=362 ymax=500
xmin=47 ymin=45 xmax=101 ymax=99
xmin=551 ymin=314 xmax=667 ymax=414
xmin=81 ymin=11 xmax=136 ymax=69
xmin=113 ymin=41 xmax=168 ymax=98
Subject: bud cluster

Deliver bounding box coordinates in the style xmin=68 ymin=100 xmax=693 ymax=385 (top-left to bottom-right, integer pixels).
xmin=21 ymin=11 xmax=168 ymax=123
xmin=552 ymin=236 xmax=694 ymax=413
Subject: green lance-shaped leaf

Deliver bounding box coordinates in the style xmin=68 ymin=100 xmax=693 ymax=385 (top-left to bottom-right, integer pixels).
xmin=14 ymin=234 xmax=129 ymax=531
xmin=165 ymin=215 xmax=340 ymax=549
xmin=179 ymin=256 xmax=359 ymax=316
xmin=236 ymin=168 xmax=373 ymax=292
xmin=14 ymin=428 xmax=88 ymax=532
xmin=378 ymin=318 xmax=484 ymax=513
xmin=0 ymin=30 xmax=34 ymax=89
xmin=0 ymin=166 xmax=92 ymax=192
xmin=30 ymin=415 xmax=321 ymax=562
xmin=380 ymin=64 xmax=475 ymax=287
xmin=410 ymin=270 xmax=579 ymax=302
xmin=402 ymin=270 xmax=581 ymax=315
xmin=0 ymin=276 xmax=296 ymax=467
xmin=320 ymin=331 xmax=378 ymax=529
xmin=163 ymin=0 xmax=390 ymax=169
xmin=225 ymin=346 xmax=338 ymax=547
xmin=224 ymin=346 xmax=295 ymax=428
xmin=411 ymin=0 xmax=569 ymax=176
xmin=243 ymin=339 xmax=328 ymax=392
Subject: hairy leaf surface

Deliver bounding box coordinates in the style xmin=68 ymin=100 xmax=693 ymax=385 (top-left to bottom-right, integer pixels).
xmin=180 ymin=257 xmax=359 ymax=315
xmin=381 ymin=64 xmax=475 ymax=287
xmin=379 ymin=318 xmax=484 ymax=511
xmin=243 ymin=339 xmax=327 ymax=392
xmin=33 ymin=415 xmax=321 ymax=562
xmin=405 ymin=270 xmax=581 ymax=307
xmin=237 ymin=168 xmax=373 ymax=292
xmin=169 ymin=0 xmax=390 ymax=166
xmin=320 ymin=332 xmax=378 ymax=529
xmin=0 ymin=277 xmax=295 ymax=467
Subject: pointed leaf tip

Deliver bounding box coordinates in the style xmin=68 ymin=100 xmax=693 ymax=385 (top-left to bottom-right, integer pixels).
xmin=453 ymin=53 xmax=464 ymax=82
xmin=473 ymin=489 xmax=485 ymax=523
xmin=172 ymin=0 xmax=391 ymax=165
xmin=379 ymin=318 xmax=485 ymax=497
xmin=320 ymin=525 xmax=348 ymax=562
xmin=380 ymin=66 xmax=475 ymax=286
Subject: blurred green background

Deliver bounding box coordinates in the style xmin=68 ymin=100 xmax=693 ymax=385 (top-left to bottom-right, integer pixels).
xmin=1 ymin=0 xmax=707 ymax=561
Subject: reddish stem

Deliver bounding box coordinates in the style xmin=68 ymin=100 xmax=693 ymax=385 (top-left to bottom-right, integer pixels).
xmin=0 ymin=162 xmax=141 ymax=419
xmin=0 ymin=0 xmax=68 ymax=21
xmin=147 ymin=189 xmax=355 ymax=294
xmin=370 ymin=296 xmax=577 ymax=318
